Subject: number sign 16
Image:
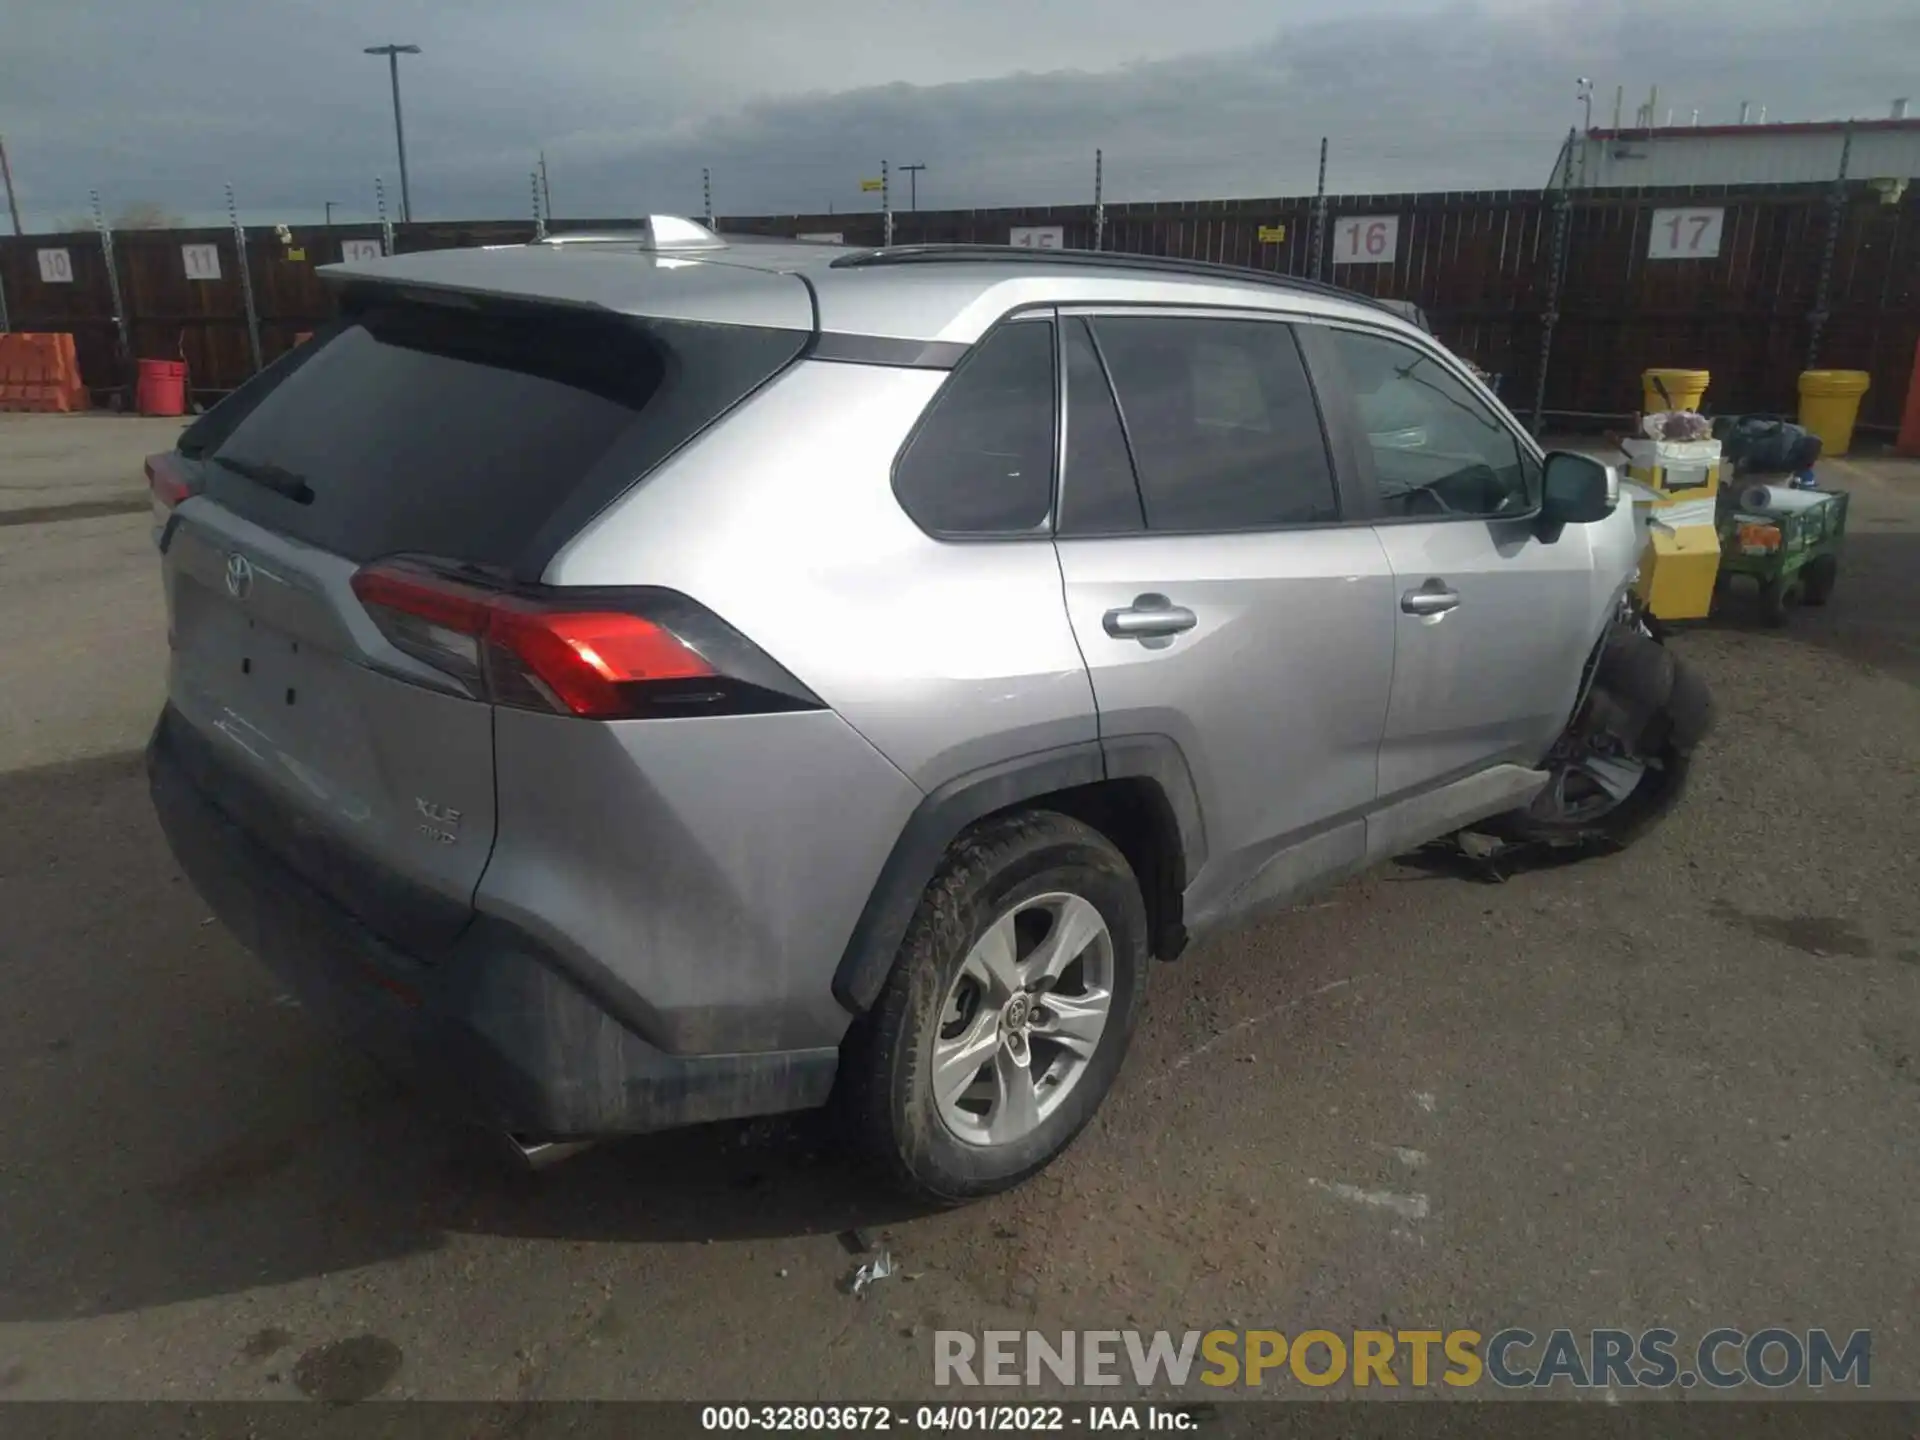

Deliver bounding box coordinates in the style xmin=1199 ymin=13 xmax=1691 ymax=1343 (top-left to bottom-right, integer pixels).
xmin=1332 ymin=216 xmax=1398 ymax=265
xmin=1649 ymin=207 xmax=1724 ymax=260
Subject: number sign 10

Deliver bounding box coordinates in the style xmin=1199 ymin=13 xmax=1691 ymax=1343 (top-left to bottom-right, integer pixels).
xmin=1332 ymin=216 xmax=1398 ymax=265
xmin=1648 ymin=207 xmax=1724 ymax=260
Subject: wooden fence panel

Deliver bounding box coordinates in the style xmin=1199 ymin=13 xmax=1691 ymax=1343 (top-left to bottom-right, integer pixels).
xmin=1 ymin=183 xmax=1912 ymax=429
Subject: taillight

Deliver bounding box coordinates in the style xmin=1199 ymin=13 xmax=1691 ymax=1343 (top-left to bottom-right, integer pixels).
xmin=147 ymin=453 xmax=197 ymax=524
xmin=349 ymin=558 xmax=820 ymax=720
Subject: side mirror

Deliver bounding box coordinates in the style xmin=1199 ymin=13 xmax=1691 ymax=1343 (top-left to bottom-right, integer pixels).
xmin=1539 ymin=451 xmax=1619 ymax=529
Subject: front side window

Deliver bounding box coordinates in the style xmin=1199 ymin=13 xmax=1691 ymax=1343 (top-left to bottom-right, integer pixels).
xmin=893 ymin=319 xmax=1056 ymax=536
xmin=1088 ymin=316 xmax=1338 ymax=532
xmin=1325 ymin=328 xmax=1536 ymax=520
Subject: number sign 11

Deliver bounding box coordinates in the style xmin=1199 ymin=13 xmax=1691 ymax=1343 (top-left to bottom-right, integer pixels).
xmin=1649 ymin=207 xmax=1724 ymax=260
xmin=181 ymin=244 xmax=222 ymax=281
xmin=1332 ymin=216 xmax=1398 ymax=265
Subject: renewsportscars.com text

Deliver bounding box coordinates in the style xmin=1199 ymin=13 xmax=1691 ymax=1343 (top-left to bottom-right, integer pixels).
xmin=934 ymin=1327 xmax=1872 ymax=1390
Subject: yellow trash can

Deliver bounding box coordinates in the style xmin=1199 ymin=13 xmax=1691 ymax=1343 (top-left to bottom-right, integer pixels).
xmin=1643 ymin=368 xmax=1710 ymax=415
xmin=1798 ymin=370 xmax=1871 ymax=457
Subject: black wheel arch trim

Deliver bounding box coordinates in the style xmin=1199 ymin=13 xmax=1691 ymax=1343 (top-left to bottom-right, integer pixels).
xmin=831 ymin=736 xmax=1204 ymax=1015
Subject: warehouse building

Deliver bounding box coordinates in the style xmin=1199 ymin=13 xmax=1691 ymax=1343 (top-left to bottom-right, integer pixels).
xmin=1565 ymin=104 xmax=1919 ymax=192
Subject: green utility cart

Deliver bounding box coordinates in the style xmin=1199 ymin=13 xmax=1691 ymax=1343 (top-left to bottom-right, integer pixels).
xmin=1716 ymin=487 xmax=1850 ymax=627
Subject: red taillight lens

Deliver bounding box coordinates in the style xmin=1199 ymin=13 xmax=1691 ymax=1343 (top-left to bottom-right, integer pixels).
xmin=350 ymin=559 xmax=806 ymax=721
xmin=147 ymin=453 xmax=196 ymax=518
xmin=488 ymin=603 xmax=716 ymax=718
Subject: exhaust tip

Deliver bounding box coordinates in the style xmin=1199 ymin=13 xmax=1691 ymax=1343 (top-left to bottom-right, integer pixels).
xmin=503 ymin=1134 xmax=598 ymax=1171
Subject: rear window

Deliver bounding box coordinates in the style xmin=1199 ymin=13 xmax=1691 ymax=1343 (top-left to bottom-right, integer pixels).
xmin=199 ymin=301 xmax=804 ymax=578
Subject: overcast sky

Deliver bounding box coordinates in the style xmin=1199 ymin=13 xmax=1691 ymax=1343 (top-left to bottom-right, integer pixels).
xmin=4 ymin=0 xmax=1914 ymax=230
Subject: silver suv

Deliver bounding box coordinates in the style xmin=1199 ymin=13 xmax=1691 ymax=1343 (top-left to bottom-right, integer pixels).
xmin=147 ymin=217 xmax=1710 ymax=1201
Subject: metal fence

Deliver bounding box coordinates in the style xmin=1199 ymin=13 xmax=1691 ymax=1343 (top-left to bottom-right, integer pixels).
xmin=1 ymin=179 xmax=1913 ymax=431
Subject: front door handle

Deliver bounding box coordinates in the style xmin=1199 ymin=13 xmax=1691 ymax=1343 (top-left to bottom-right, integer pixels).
xmin=1401 ymin=580 xmax=1461 ymax=616
xmin=1103 ymin=594 xmax=1197 ymax=640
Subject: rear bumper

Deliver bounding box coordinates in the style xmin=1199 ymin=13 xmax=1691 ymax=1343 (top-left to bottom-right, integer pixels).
xmin=147 ymin=708 xmax=839 ymax=1139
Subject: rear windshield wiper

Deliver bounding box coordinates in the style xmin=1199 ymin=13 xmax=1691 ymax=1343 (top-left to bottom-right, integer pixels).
xmin=211 ymin=453 xmax=315 ymax=505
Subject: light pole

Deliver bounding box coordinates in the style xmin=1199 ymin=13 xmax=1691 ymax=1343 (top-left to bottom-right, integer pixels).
xmin=364 ymin=44 xmax=422 ymax=222
xmin=899 ymin=162 xmax=926 ymax=211
xmin=324 ymin=200 xmax=340 ymax=227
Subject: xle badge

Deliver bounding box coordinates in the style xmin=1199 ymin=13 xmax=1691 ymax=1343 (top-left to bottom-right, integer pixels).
xmin=415 ymin=797 xmax=462 ymax=846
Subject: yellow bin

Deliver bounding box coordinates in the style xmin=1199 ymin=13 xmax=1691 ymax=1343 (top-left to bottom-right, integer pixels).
xmin=1643 ymin=368 xmax=1709 ymax=414
xmin=1798 ymin=370 xmax=1871 ymax=457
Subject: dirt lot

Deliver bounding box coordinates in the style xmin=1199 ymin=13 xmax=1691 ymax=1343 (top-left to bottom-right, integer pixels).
xmin=1 ymin=414 xmax=1916 ymax=1405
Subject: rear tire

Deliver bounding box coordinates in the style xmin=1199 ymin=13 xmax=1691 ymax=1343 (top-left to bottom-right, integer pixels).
xmin=1758 ymin=577 xmax=1795 ymax=627
xmin=1799 ymin=556 xmax=1838 ymax=606
xmin=839 ymin=811 xmax=1148 ymax=1205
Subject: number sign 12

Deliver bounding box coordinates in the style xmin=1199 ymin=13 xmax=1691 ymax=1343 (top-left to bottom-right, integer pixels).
xmin=182 ymin=244 xmax=222 ymax=281
xmin=1332 ymin=216 xmax=1398 ymax=265
xmin=341 ymin=238 xmax=385 ymax=264
xmin=1649 ymin=207 xmax=1724 ymax=260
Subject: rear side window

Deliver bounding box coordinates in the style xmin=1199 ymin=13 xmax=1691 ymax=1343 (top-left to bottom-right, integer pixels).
xmin=1090 ymin=316 xmax=1339 ymax=531
xmin=199 ymin=302 xmax=804 ymax=578
xmin=894 ymin=319 xmax=1056 ymax=536
xmin=1059 ymin=317 xmax=1145 ymax=535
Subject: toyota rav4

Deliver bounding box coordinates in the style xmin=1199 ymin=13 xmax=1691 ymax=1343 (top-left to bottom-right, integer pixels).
xmin=147 ymin=218 xmax=1710 ymax=1201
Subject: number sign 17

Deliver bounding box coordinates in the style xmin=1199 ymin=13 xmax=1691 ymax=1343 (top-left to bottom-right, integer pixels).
xmin=1649 ymin=207 xmax=1724 ymax=260
xmin=1332 ymin=216 xmax=1398 ymax=265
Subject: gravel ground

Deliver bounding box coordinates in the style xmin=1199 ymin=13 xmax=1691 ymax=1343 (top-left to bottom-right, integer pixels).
xmin=0 ymin=423 xmax=1914 ymax=1408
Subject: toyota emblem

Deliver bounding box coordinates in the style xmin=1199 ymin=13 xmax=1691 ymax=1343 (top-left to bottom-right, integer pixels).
xmin=224 ymin=552 xmax=254 ymax=600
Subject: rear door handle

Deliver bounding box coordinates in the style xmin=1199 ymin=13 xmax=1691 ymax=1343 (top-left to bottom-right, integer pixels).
xmin=1400 ymin=580 xmax=1461 ymax=616
xmin=1103 ymin=594 xmax=1197 ymax=640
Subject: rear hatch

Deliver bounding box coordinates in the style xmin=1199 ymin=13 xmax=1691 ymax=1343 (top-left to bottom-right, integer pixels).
xmin=158 ymin=290 xmax=809 ymax=953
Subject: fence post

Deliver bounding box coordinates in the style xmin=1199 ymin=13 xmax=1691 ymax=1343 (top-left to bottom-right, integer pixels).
xmin=1806 ymin=122 xmax=1853 ymax=370
xmin=1308 ymin=137 xmax=1329 ymax=280
xmin=91 ymin=189 xmax=133 ymax=400
xmin=703 ymin=167 xmax=713 ymax=229
xmin=532 ymin=170 xmax=547 ymax=240
xmin=882 ymin=160 xmax=894 ymax=247
xmin=1528 ymin=129 xmax=1577 ymax=437
xmin=0 ymin=266 xmax=9 ymax=334
xmin=1093 ymin=149 xmax=1105 ymax=252
xmin=375 ymin=177 xmax=396 ymax=255
xmin=227 ymin=184 xmax=263 ymax=377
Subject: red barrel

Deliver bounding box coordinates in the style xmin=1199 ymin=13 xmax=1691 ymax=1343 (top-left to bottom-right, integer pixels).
xmin=135 ymin=359 xmax=188 ymax=417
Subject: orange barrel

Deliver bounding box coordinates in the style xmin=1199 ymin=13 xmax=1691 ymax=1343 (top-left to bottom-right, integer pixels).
xmin=136 ymin=359 xmax=188 ymax=417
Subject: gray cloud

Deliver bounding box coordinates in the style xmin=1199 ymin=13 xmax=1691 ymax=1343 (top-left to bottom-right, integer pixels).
xmin=2 ymin=0 xmax=1913 ymax=230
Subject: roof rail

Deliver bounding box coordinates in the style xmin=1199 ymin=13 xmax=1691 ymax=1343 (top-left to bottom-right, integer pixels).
xmin=533 ymin=215 xmax=726 ymax=252
xmin=830 ymin=244 xmax=1402 ymax=318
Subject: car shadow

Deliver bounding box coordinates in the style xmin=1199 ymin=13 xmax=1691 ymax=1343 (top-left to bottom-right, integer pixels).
xmin=0 ymin=748 xmax=931 ymax=1323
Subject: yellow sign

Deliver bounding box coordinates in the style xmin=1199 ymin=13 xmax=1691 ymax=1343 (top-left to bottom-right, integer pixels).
xmin=1257 ymin=225 xmax=1286 ymax=243
xmin=284 ymin=247 xmax=307 ymax=262
xmin=859 ymin=178 xmax=885 ymax=193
